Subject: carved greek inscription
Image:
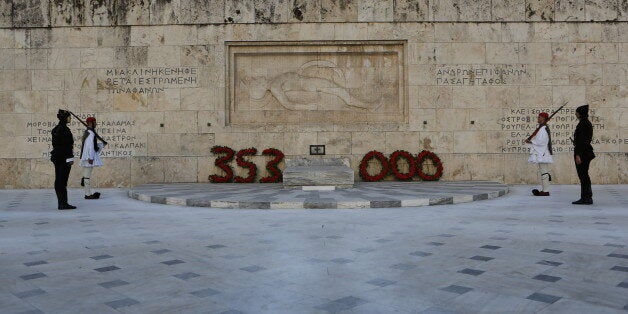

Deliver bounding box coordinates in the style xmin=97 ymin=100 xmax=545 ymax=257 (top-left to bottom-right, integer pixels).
xmin=435 ymin=65 xmax=531 ymax=85
xmin=500 ymin=108 xmax=610 ymax=153
xmin=98 ymin=67 xmax=198 ymax=94
xmin=27 ymin=114 xmax=145 ymax=158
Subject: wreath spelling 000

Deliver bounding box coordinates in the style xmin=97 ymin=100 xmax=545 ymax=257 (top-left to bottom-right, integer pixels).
xmin=359 ymin=150 xmax=390 ymax=182
xmin=389 ymin=150 xmax=416 ymax=181
xmin=416 ymin=150 xmax=444 ymax=181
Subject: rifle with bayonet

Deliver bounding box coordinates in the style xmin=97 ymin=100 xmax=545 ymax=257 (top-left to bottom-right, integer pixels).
xmin=67 ymin=111 xmax=108 ymax=146
xmin=524 ymin=102 xmax=568 ymax=143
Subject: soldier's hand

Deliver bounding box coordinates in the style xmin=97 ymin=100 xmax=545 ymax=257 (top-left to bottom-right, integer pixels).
xmin=575 ymin=155 xmax=581 ymax=165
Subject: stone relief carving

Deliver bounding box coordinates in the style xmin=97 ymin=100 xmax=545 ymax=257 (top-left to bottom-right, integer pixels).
xmin=243 ymin=60 xmax=384 ymax=112
xmin=228 ymin=41 xmax=406 ymax=125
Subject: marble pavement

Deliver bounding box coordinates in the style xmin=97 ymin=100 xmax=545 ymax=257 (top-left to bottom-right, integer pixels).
xmin=0 ymin=185 xmax=627 ymax=313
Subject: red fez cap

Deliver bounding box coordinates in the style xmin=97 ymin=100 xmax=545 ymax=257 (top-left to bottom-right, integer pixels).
xmin=538 ymin=112 xmax=549 ymax=119
xmin=86 ymin=117 xmax=96 ymax=124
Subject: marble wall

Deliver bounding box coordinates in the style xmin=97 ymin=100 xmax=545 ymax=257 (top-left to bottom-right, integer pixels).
xmin=0 ymin=1 xmax=626 ymax=188
xmin=1 ymin=0 xmax=627 ymax=27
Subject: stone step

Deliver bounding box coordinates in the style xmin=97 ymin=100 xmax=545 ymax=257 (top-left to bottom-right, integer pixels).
xmin=283 ymin=158 xmax=355 ymax=189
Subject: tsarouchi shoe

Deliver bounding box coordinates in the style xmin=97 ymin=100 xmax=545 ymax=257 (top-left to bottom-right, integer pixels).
xmin=84 ymin=193 xmax=100 ymax=200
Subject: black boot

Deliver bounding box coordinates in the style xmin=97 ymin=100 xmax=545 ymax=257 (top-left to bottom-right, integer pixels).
xmin=572 ymin=199 xmax=592 ymax=205
xmin=58 ymin=203 xmax=76 ymax=210
xmin=532 ymin=189 xmax=540 ymax=196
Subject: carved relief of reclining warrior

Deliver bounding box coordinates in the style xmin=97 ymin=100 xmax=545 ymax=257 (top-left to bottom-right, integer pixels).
xmin=244 ymin=60 xmax=386 ymax=112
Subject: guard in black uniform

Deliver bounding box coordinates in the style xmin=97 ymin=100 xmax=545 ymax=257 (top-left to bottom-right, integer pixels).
xmin=50 ymin=110 xmax=76 ymax=210
xmin=572 ymin=104 xmax=595 ymax=205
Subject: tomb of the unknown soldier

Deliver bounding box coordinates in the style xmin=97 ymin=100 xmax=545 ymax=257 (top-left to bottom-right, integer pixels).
xmin=0 ymin=0 xmax=626 ymax=313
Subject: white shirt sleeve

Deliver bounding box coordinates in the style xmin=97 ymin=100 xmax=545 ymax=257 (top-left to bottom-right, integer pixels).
xmin=530 ymin=126 xmax=549 ymax=152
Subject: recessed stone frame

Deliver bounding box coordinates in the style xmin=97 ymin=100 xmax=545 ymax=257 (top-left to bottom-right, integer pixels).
xmin=226 ymin=40 xmax=408 ymax=125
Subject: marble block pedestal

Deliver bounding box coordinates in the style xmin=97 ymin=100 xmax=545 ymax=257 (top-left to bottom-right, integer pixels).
xmin=283 ymin=158 xmax=354 ymax=189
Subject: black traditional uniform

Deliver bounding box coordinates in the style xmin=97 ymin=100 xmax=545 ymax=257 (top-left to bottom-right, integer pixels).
xmin=50 ymin=110 xmax=76 ymax=210
xmin=572 ymin=105 xmax=595 ymax=205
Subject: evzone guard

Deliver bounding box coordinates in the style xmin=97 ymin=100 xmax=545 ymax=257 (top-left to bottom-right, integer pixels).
xmin=526 ymin=112 xmax=554 ymax=196
xmin=80 ymin=116 xmax=106 ymax=199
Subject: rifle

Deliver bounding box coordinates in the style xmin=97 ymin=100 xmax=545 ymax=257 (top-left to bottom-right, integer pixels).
xmin=67 ymin=111 xmax=108 ymax=146
xmin=525 ymin=102 xmax=568 ymax=143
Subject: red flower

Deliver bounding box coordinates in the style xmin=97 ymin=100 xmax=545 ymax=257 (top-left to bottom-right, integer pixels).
xmin=209 ymin=146 xmax=235 ymax=183
xmin=260 ymin=148 xmax=284 ymax=183
xmin=359 ymin=150 xmax=389 ymax=182
xmin=389 ymin=150 xmax=416 ymax=181
xmin=416 ymin=150 xmax=444 ymax=181
xmin=234 ymin=147 xmax=258 ymax=183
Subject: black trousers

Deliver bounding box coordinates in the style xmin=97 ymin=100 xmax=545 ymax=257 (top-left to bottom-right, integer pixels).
xmin=575 ymin=157 xmax=592 ymax=200
xmin=54 ymin=161 xmax=72 ymax=205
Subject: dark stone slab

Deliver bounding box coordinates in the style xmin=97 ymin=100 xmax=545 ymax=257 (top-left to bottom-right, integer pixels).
xmin=20 ymin=273 xmax=47 ymax=280
xmin=537 ymin=260 xmax=562 ymax=266
xmin=23 ymin=260 xmax=48 ymax=267
xmin=611 ymin=266 xmax=628 ymax=272
xmin=480 ymin=245 xmax=501 ymax=250
xmin=370 ymin=200 xmax=402 ymax=208
xmin=458 ymin=268 xmax=485 ymax=276
xmin=174 ymin=272 xmax=200 ymax=280
xmin=410 ymin=251 xmax=432 ymax=257
xmin=190 ymin=287 xmax=220 ymax=298
xmin=150 ymin=196 xmax=167 ymax=204
xmin=441 ymin=285 xmax=473 ymax=294
xmin=239 ymin=202 xmax=271 ymax=209
xmin=94 ymin=266 xmax=120 ymax=273
xmin=304 ymin=201 xmax=337 ymax=209
xmin=429 ymin=197 xmax=454 ymax=205
xmin=366 ymin=278 xmax=396 ymax=287
xmin=315 ymin=296 xmax=367 ymax=313
xmin=104 ymin=298 xmax=140 ymax=309
xmin=526 ymin=292 xmax=561 ymax=304
xmin=541 ymin=249 xmax=563 ymax=254
xmin=240 ymin=265 xmax=265 ymax=272
xmin=91 ymin=254 xmax=113 ymax=260
xmin=14 ymin=288 xmax=46 ymax=299
xmin=470 ymin=255 xmax=493 ymax=261
xmin=533 ymin=274 xmax=561 ymax=282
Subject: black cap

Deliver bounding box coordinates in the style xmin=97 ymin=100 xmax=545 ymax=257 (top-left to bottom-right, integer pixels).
xmin=57 ymin=109 xmax=70 ymax=121
xmin=576 ymin=104 xmax=589 ymax=117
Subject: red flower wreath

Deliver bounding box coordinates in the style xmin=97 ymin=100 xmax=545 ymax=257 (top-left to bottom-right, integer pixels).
xmin=209 ymin=145 xmax=235 ymax=183
xmin=389 ymin=150 xmax=416 ymax=181
xmin=234 ymin=147 xmax=258 ymax=183
xmin=260 ymin=148 xmax=284 ymax=183
xmin=416 ymin=150 xmax=444 ymax=181
xmin=359 ymin=150 xmax=389 ymax=182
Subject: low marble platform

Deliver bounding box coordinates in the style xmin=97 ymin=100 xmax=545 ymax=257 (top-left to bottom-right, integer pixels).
xmin=283 ymin=158 xmax=354 ymax=189
xmin=129 ymin=181 xmax=509 ymax=209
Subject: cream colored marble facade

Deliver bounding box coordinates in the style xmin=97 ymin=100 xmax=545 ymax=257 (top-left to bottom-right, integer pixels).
xmin=0 ymin=0 xmax=626 ymax=188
